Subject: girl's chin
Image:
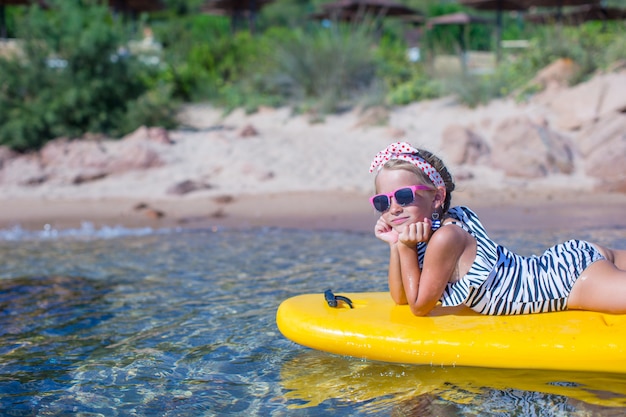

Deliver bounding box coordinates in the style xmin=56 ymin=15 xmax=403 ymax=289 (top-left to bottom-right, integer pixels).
xmin=392 ymin=224 xmax=407 ymax=234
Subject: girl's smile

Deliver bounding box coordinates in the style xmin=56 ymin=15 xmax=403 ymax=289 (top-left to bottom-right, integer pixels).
xmin=391 ymin=216 xmax=411 ymax=225
xmin=374 ymin=169 xmax=436 ymax=232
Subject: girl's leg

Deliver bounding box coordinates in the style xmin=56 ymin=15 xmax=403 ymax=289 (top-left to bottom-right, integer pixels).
xmin=568 ymin=260 xmax=626 ymax=314
xmin=592 ymin=244 xmax=626 ymax=270
xmin=610 ymin=248 xmax=626 ymax=270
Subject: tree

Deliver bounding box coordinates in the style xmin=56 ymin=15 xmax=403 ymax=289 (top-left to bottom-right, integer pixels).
xmin=0 ymin=0 xmax=176 ymax=151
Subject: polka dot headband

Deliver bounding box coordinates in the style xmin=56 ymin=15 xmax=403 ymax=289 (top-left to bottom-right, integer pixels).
xmin=369 ymin=141 xmax=445 ymax=187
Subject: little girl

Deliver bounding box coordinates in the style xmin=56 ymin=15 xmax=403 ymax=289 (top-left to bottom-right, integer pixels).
xmin=370 ymin=141 xmax=626 ymax=316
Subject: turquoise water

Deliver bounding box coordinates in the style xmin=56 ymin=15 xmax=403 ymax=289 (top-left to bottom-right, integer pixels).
xmin=1 ymin=224 xmax=626 ymax=416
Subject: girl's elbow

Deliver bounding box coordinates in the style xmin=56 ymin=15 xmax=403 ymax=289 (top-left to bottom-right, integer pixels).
xmin=409 ymin=302 xmax=434 ymax=317
xmin=390 ymin=290 xmax=408 ymax=305
xmin=392 ymin=295 xmax=408 ymax=305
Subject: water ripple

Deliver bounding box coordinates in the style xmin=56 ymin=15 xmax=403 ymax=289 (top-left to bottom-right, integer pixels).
xmin=0 ymin=227 xmax=625 ymax=415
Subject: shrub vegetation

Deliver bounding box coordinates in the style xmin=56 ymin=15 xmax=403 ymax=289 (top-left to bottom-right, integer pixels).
xmin=0 ymin=0 xmax=625 ymax=151
xmin=0 ymin=0 xmax=177 ymax=151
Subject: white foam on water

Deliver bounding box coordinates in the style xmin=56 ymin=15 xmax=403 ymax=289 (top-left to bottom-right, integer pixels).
xmin=0 ymin=222 xmax=172 ymax=241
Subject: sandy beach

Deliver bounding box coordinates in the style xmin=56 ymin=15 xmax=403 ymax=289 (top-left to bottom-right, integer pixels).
xmin=2 ymin=95 xmax=626 ymax=235
xmin=3 ymin=188 xmax=626 ymax=235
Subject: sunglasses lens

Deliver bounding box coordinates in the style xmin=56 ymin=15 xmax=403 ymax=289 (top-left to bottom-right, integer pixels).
xmin=394 ymin=187 xmax=415 ymax=206
xmin=372 ymin=195 xmax=390 ymax=212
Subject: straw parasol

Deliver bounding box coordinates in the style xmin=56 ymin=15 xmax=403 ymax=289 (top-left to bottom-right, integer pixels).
xmin=309 ymin=9 xmax=358 ymax=22
xmin=521 ymin=0 xmax=602 ymax=23
xmin=107 ymin=0 xmax=166 ymax=15
xmin=320 ymin=0 xmax=422 ymax=21
xmin=428 ymin=11 xmax=493 ymax=26
xmin=521 ymin=0 xmax=600 ymax=7
xmin=526 ymin=3 xmax=626 ymax=25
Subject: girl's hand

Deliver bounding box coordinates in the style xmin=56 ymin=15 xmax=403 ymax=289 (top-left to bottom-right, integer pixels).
xmin=398 ymin=217 xmax=432 ymax=248
xmin=374 ymin=216 xmax=398 ymax=244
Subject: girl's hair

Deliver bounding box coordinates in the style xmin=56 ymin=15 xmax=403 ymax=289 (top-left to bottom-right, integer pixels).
xmin=380 ymin=150 xmax=455 ymax=214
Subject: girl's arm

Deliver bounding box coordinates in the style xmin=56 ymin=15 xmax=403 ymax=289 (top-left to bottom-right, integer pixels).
xmin=374 ymin=216 xmax=407 ymax=304
xmin=374 ymin=216 xmax=406 ymax=304
xmin=397 ymin=223 xmax=468 ymax=316
xmin=387 ymin=243 xmax=407 ymax=304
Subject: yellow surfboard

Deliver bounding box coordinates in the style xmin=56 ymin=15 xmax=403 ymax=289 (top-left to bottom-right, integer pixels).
xmin=276 ymin=291 xmax=626 ymax=373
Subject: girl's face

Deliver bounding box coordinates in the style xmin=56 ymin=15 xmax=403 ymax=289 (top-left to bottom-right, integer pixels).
xmin=374 ymin=168 xmax=439 ymax=233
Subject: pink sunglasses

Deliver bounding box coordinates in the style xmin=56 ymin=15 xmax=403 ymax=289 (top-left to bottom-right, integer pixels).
xmin=370 ymin=185 xmax=433 ymax=213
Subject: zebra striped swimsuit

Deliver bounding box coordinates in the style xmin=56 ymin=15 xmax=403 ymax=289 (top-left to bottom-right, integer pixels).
xmin=416 ymin=206 xmax=605 ymax=315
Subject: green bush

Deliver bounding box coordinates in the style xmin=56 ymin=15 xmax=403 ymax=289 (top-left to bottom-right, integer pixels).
xmin=261 ymin=24 xmax=380 ymax=114
xmin=502 ymin=23 xmax=625 ymax=88
xmin=6 ymin=0 xmax=624 ymax=150
xmin=153 ymin=16 xmax=388 ymax=115
xmin=443 ymin=22 xmax=626 ymax=107
xmin=157 ymin=17 xmax=259 ymax=102
xmin=387 ymin=77 xmax=442 ymax=106
xmin=0 ymin=0 xmax=176 ymax=151
xmin=371 ymin=34 xmax=442 ymax=106
xmin=441 ymin=73 xmax=502 ymax=108
xmin=118 ymin=84 xmax=179 ymax=133
xmin=604 ymin=33 xmax=626 ymax=68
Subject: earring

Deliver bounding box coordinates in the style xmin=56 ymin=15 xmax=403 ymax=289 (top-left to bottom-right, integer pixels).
xmin=431 ymin=211 xmax=441 ymax=231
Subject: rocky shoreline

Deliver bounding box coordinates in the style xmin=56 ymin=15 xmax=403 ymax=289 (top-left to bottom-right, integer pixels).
xmin=1 ymin=64 xmax=625 ymax=232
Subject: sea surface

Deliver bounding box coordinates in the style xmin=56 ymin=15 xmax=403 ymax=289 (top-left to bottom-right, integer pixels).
xmin=1 ymin=223 xmax=626 ymax=416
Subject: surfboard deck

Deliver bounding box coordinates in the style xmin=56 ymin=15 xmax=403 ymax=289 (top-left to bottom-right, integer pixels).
xmin=276 ymin=292 xmax=626 ymax=373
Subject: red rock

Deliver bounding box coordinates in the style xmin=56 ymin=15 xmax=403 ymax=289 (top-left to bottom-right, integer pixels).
xmin=540 ymin=71 xmax=626 ymax=131
xmin=489 ymin=116 xmax=574 ymax=178
xmin=440 ymin=124 xmax=489 ymax=165
xmin=577 ymin=112 xmax=626 ymax=190
xmin=239 ymin=124 xmax=259 ymax=137
xmin=122 ymin=126 xmax=173 ymax=144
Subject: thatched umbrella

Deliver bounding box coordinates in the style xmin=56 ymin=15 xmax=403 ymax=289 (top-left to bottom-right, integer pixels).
xmin=428 ymin=11 xmax=493 ymax=26
xmin=522 ymin=0 xmax=600 ymax=7
xmin=521 ymin=0 xmax=602 ymax=23
xmin=322 ymin=0 xmax=418 ymax=16
xmin=107 ymin=0 xmax=166 ymax=16
xmin=319 ymin=0 xmax=422 ymax=22
xmin=526 ymin=3 xmax=626 ymax=25
xmin=312 ymin=3 xmax=425 ymax=25
xmin=309 ymin=9 xmax=359 ymax=22
xmin=201 ymin=0 xmax=275 ymax=33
